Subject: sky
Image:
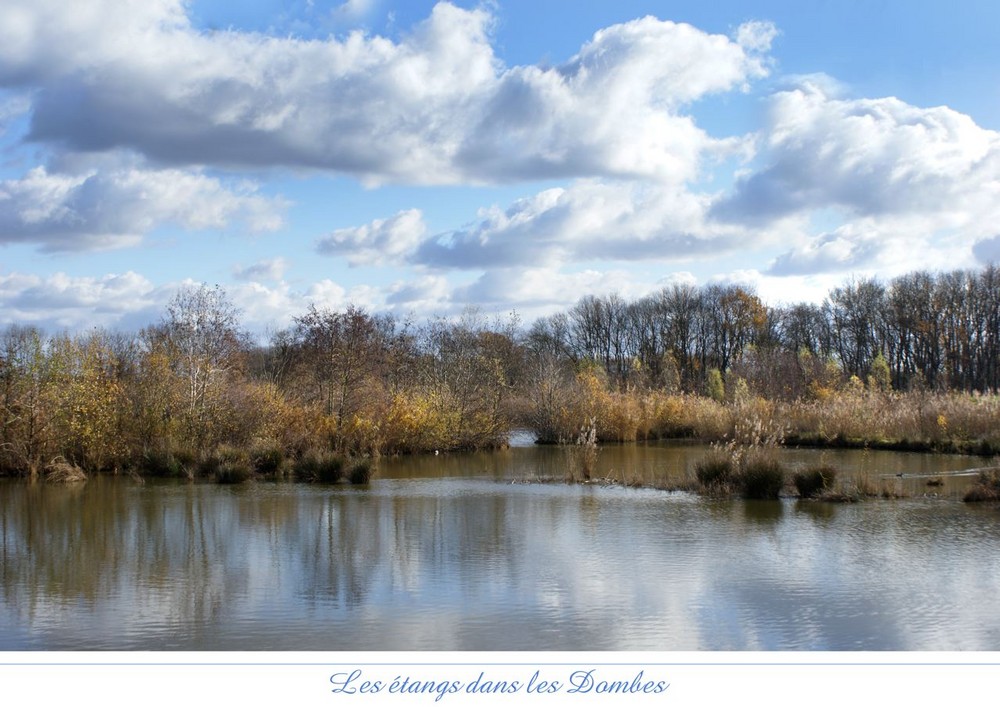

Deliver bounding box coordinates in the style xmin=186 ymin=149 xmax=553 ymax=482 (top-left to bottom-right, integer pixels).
xmin=2 ymin=0 xmax=1000 ymax=336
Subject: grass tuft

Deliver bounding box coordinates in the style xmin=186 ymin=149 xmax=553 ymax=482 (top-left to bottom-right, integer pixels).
xmin=250 ymin=443 xmax=286 ymax=478
xmin=737 ymin=450 xmax=785 ymax=500
xmin=347 ymin=458 xmax=375 ymax=485
xmin=695 ymin=448 xmax=735 ymax=489
xmin=793 ymin=465 xmax=837 ymax=498
xmin=293 ymin=449 xmax=345 ymax=483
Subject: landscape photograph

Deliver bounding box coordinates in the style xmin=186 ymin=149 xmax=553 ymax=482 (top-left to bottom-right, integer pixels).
xmin=2 ymin=0 xmax=1000 ymax=660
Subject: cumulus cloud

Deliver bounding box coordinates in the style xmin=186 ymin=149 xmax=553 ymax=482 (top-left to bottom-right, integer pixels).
xmin=2 ymin=0 xmax=774 ymax=184
xmin=714 ymin=83 xmax=1000 ymax=224
xmin=734 ymin=20 xmax=780 ymax=54
xmin=0 ymin=270 xmax=159 ymax=329
xmin=766 ymin=212 xmax=982 ymax=278
xmin=767 ymin=225 xmax=882 ymax=276
xmin=316 ymin=209 xmax=426 ymax=265
xmin=705 ymin=82 xmax=1000 ymax=277
xmin=384 ymin=274 xmax=453 ymax=310
xmin=412 ymin=179 xmax=767 ymax=269
xmin=0 ymin=164 xmax=285 ymax=251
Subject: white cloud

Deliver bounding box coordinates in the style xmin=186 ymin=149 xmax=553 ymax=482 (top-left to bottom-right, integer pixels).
xmin=455 ymin=267 xmax=662 ymax=315
xmin=414 ymin=179 xmax=770 ymax=269
xmin=2 ymin=1 xmax=774 ymax=184
xmin=233 ymin=258 xmax=287 ymax=283
xmin=710 ymin=83 xmax=1000 ymax=276
xmin=734 ymin=20 xmax=779 ymax=54
xmin=0 ymin=164 xmax=285 ymax=251
xmin=333 ymin=0 xmax=376 ymax=21
xmin=715 ymin=83 xmax=1000 ymax=223
xmin=0 ymin=270 xmax=159 ymax=329
xmin=316 ymin=209 xmax=426 ymax=265
xmin=384 ymin=274 xmax=453 ymax=312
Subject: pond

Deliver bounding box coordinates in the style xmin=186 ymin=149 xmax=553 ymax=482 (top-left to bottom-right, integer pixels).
xmin=1 ymin=442 xmax=998 ymax=650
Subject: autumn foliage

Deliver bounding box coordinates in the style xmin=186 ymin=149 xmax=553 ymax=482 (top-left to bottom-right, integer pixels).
xmin=6 ymin=269 xmax=1000 ymax=482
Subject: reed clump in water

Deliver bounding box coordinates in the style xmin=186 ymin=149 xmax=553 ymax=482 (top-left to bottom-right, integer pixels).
xmin=564 ymin=417 xmax=599 ymax=482
xmin=792 ymin=465 xmax=837 ymax=498
xmin=293 ymin=449 xmax=345 ymax=483
xmin=347 ymin=457 xmax=376 ymax=485
xmin=44 ymin=457 xmax=87 ymax=483
xmin=963 ymin=468 xmax=1000 ymax=502
xmin=694 ymin=396 xmax=787 ymax=500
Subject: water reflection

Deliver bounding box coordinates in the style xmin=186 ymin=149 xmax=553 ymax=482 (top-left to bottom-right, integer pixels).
xmin=0 ymin=443 xmax=998 ymax=650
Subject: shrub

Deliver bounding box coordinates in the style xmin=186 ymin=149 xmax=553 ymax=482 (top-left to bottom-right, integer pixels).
xmin=793 ymin=465 xmax=837 ymax=498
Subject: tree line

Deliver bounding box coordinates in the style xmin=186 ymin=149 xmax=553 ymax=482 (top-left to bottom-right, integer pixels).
xmin=2 ymin=266 xmax=1000 ymax=478
xmin=526 ymin=266 xmax=1000 ymax=397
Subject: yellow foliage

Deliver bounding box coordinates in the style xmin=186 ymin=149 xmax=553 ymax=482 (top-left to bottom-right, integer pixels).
xmin=382 ymin=388 xmax=459 ymax=453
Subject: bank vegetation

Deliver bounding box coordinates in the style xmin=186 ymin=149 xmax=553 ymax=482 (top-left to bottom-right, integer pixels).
xmin=3 ymin=267 xmax=1000 ymax=486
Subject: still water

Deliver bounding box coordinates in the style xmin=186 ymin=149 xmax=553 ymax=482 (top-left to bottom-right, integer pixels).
xmin=1 ymin=442 xmax=998 ymax=650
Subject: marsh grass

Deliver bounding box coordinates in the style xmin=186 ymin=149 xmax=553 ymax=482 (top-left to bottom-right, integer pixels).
xmin=139 ymin=447 xmax=198 ymax=480
xmin=564 ymin=417 xmax=599 ymax=482
xmin=347 ymin=458 xmax=375 ymax=485
xmin=793 ymin=465 xmax=837 ymax=498
xmin=44 ymin=457 xmax=87 ymax=483
xmin=215 ymin=460 xmax=253 ymax=484
xmin=694 ymin=447 xmax=735 ymax=490
xmin=199 ymin=446 xmax=254 ymax=484
xmin=524 ymin=374 xmax=1000 ymax=458
xmin=738 ymin=449 xmax=785 ymax=499
xmin=293 ymin=449 xmax=345 ymax=483
xmin=249 ymin=443 xmax=286 ymax=478
xmin=694 ymin=444 xmax=786 ymax=499
xmin=781 ymin=391 xmax=1000 ymax=455
xmin=963 ymin=468 xmax=1000 ymax=502
xmin=140 ymin=449 xmax=187 ymax=478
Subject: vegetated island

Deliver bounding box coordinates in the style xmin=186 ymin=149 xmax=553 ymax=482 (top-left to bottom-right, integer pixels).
xmin=3 ymin=267 xmax=1000 ymax=504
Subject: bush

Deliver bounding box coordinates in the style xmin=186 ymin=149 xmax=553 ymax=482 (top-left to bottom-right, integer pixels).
xmin=793 ymin=465 xmax=837 ymax=498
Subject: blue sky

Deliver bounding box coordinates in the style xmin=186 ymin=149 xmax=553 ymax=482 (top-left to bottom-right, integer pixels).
xmin=2 ymin=0 xmax=1000 ymax=334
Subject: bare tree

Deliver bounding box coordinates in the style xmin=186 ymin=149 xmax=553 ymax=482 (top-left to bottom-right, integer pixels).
xmin=161 ymin=284 xmax=248 ymax=446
